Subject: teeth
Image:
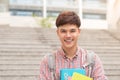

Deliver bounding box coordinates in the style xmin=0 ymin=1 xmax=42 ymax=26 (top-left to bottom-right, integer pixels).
xmin=65 ymin=40 xmax=72 ymax=42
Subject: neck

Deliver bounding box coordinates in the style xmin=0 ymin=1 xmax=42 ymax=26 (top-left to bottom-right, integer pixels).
xmin=62 ymin=46 xmax=77 ymax=58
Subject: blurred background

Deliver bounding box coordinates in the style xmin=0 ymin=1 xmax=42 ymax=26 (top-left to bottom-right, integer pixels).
xmin=0 ymin=0 xmax=120 ymax=80
xmin=1 ymin=0 xmax=120 ymax=29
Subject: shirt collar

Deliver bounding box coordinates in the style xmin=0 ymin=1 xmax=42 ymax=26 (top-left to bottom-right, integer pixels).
xmin=58 ymin=46 xmax=80 ymax=59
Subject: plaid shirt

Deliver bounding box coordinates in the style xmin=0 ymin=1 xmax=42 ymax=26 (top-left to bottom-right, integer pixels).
xmin=39 ymin=47 xmax=107 ymax=80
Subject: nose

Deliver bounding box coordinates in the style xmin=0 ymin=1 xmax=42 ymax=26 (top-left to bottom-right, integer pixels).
xmin=66 ymin=32 xmax=71 ymax=37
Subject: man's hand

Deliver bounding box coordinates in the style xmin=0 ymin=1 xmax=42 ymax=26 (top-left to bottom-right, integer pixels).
xmin=68 ymin=77 xmax=72 ymax=80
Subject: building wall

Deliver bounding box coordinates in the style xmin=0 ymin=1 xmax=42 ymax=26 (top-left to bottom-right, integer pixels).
xmin=107 ymin=0 xmax=120 ymax=30
xmin=0 ymin=0 xmax=9 ymax=12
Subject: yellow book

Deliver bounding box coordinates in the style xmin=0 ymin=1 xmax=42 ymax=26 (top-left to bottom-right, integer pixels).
xmin=72 ymin=72 xmax=93 ymax=80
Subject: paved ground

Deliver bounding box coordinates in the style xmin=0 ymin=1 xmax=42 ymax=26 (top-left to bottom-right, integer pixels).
xmin=0 ymin=26 xmax=120 ymax=80
xmin=10 ymin=16 xmax=40 ymax=27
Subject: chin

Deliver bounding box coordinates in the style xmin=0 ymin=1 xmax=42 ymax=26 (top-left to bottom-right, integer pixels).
xmin=65 ymin=45 xmax=74 ymax=49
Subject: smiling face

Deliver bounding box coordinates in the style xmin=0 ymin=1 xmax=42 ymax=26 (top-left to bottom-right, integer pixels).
xmin=57 ymin=24 xmax=80 ymax=49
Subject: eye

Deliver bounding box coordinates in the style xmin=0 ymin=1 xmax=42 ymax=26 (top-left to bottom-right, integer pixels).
xmin=71 ymin=29 xmax=76 ymax=33
xmin=61 ymin=30 xmax=66 ymax=33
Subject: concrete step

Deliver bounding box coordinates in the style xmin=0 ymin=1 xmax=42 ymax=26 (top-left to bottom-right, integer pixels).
xmin=2 ymin=43 xmax=118 ymax=48
xmin=0 ymin=47 xmax=120 ymax=52
xmin=0 ymin=59 xmax=119 ymax=65
xmin=0 ymin=76 xmax=38 ymax=80
xmin=0 ymin=48 xmax=52 ymax=52
xmin=0 ymin=54 xmax=120 ymax=60
xmin=0 ymin=63 xmax=120 ymax=70
xmin=0 ymin=76 xmax=39 ymax=80
xmin=0 ymin=57 xmax=119 ymax=62
xmin=0 ymin=51 xmax=120 ymax=55
xmin=0 ymin=69 xmax=119 ymax=77
xmin=0 ymin=76 xmax=119 ymax=80
xmin=0 ymin=57 xmax=115 ymax=62
xmin=107 ymin=76 xmax=120 ymax=80
xmin=0 ymin=52 xmax=120 ymax=60
xmin=0 ymin=45 xmax=52 ymax=49
xmin=0 ymin=56 xmax=119 ymax=60
xmin=0 ymin=27 xmax=120 ymax=80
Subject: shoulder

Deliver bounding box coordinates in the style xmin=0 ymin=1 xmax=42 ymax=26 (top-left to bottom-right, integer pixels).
xmin=78 ymin=47 xmax=99 ymax=60
xmin=85 ymin=49 xmax=102 ymax=64
xmin=40 ymin=50 xmax=58 ymax=62
xmin=40 ymin=54 xmax=49 ymax=65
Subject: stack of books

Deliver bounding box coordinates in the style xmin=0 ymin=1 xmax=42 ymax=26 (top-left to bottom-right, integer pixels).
xmin=60 ymin=68 xmax=92 ymax=80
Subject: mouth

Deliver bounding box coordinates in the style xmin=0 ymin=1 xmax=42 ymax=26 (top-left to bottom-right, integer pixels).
xmin=64 ymin=39 xmax=73 ymax=44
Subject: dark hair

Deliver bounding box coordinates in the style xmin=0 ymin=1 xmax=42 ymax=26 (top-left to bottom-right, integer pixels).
xmin=56 ymin=11 xmax=81 ymax=28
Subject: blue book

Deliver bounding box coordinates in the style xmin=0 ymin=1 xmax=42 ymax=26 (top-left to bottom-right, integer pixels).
xmin=60 ymin=68 xmax=86 ymax=80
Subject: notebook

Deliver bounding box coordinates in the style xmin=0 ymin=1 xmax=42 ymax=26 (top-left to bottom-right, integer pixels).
xmin=60 ymin=68 xmax=86 ymax=80
xmin=72 ymin=72 xmax=93 ymax=80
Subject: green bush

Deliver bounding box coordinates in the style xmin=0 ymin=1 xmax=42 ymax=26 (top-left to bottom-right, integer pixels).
xmin=40 ymin=17 xmax=53 ymax=28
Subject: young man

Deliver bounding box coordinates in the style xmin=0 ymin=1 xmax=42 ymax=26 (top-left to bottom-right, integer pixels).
xmin=39 ymin=11 xmax=107 ymax=80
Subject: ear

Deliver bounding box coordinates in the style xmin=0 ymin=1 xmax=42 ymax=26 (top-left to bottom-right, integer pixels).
xmin=78 ymin=28 xmax=81 ymax=34
xmin=56 ymin=28 xmax=59 ymax=36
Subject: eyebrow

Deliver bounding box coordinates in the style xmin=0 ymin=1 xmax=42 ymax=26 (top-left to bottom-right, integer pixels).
xmin=60 ymin=28 xmax=77 ymax=31
xmin=71 ymin=29 xmax=76 ymax=30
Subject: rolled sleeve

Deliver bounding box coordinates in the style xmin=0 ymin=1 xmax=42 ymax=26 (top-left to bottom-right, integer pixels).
xmin=92 ymin=54 xmax=108 ymax=80
xmin=39 ymin=56 xmax=51 ymax=80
